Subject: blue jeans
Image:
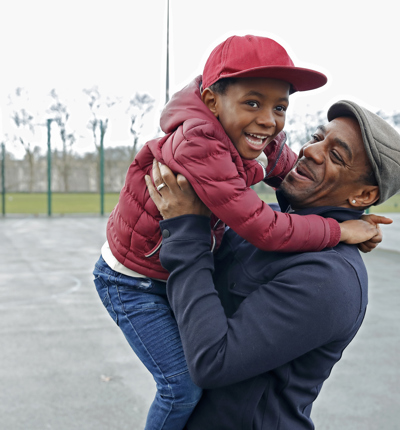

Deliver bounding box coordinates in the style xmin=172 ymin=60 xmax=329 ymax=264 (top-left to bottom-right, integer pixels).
xmin=93 ymin=256 xmax=202 ymax=430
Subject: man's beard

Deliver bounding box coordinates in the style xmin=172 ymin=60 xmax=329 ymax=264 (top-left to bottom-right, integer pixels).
xmin=277 ymin=180 xmax=302 ymax=210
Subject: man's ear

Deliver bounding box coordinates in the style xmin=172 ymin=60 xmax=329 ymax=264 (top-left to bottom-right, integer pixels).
xmin=201 ymin=88 xmax=219 ymax=118
xmin=349 ymin=185 xmax=380 ymax=208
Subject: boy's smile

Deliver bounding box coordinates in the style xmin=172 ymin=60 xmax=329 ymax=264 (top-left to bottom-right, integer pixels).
xmin=203 ymin=77 xmax=290 ymax=159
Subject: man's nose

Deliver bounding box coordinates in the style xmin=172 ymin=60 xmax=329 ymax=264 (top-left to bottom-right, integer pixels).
xmin=302 ymin=142 xmax=325 ymax=164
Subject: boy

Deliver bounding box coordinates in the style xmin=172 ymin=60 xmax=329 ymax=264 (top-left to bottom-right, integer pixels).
xmin=93 ymin=35 xmax=372 ymax=429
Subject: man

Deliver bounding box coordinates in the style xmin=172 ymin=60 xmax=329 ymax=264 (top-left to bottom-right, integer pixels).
xmin=145 ymin=100 xmax=400 ymax=429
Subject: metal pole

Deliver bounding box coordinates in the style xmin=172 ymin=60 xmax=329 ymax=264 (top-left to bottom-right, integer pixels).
xmin=99 ymin=120 xmax=105 ymax=216
xmin=47 ymin=119 xmax=52 ymax=216
xmin=165 ymin=0 xmax=170 ymax=104
xmin=1 ymin=142 xmax=5 ymax=216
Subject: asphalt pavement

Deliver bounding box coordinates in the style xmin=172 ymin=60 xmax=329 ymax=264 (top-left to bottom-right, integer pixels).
xmin=0 ymin=214 xmax=399 ymax=430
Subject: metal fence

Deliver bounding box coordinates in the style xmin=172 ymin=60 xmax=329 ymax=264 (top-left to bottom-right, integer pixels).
xmin=0 ymin=138 xmax=132 ymax=216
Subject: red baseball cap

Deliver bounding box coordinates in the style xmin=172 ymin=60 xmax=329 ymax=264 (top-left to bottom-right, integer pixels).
xmin=202 ymin=35 xmax=327 ymax=93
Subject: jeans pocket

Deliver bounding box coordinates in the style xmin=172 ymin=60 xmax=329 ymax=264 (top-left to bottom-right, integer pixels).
xmin=93 ymin=274 xmax=118 ymax=324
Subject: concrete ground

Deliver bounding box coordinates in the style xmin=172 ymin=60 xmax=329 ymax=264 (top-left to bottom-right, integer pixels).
xmin=0 ymin=214 xmax=399 ymax=430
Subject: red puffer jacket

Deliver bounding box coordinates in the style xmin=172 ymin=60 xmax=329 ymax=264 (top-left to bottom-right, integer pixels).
xmin=106 ymin=76 xmax=340 ymax=280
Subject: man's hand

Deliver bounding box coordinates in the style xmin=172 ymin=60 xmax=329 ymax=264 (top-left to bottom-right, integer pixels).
xmin=339 ymin=214 xmax=393 ymax=253
xmin=145 ymin=159 xmax=211 ymax=219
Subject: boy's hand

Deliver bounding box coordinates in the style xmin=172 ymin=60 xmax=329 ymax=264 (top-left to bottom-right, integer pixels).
xmin=145 ymin=159 xmax=211 ymax=219
xmin=339 ymin=214 xmax=393 ymax=253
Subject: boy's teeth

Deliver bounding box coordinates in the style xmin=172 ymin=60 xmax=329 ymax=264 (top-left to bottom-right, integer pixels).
xmin=245 ymin=133 xmax=267 ymax=145
xmin=249 ymin=133 xmax=267 ymax=139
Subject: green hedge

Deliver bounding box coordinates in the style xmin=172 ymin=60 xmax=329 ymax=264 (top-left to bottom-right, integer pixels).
xmin=1 ymin=193 xmax=120 ymax=215
xmin=1 ymin=192 xmax=399 ymax=215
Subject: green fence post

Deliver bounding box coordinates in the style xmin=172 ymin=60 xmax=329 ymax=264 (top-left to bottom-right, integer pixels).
xmin=1 ymin=142 xmax=5 ymax=216
xmin=47 ymin=119 xmax=52 ymax=216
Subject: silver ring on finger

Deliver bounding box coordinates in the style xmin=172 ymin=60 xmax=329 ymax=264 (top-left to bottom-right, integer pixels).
xmin=156 ymin=182 xmax=167 ymax=192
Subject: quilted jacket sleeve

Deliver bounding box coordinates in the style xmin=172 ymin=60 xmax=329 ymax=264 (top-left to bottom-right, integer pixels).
xmin=262 ymin=131 xmax=298 ymax=188
xmin=162 ymin=121 xmax=340 ymax=252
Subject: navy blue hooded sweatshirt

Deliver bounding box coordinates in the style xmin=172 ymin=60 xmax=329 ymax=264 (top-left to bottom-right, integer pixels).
xmin=159 ymin=201 xmax=368 ymax=430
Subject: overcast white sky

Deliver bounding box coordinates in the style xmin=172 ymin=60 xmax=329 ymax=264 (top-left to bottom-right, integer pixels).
xmin=1 ymin=0 xmax=399 ymax=156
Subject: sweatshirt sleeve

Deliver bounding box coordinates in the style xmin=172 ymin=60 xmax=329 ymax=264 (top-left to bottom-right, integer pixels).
xmin=163 ymin=121 xmax=340 ymax=252
xmin=159 ymin=215 xmax=360 ymax=389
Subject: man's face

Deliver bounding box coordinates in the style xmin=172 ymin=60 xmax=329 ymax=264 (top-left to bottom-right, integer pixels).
xmin=280 ymin=116 xmax=372 ymax=209
xmin=212 ymin=77 xmax=290 ymax=159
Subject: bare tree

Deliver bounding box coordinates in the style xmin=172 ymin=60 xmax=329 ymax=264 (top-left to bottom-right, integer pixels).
xmin=83 ymin=86 xmax=101 ymax=150
xmin=393 ymin=112 xmax=400 ymax=127
xmin=9 ymin=88 xmax=37 ymax=192
xmin=47 ymin=89 xmax=76 ymax=192
xmin=83 ymin=86 xmax=117 ymax=149
xmin=285 ymin=109 xmax=325 ymax=150
xmin=127 ymin=92 xmax=155 ymax=160
xmin=83 ymin=86 xmax=117 ymax=191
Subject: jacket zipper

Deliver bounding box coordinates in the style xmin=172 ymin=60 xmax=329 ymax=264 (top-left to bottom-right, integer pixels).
xmin=211 ymin=219 xmax=221 ymax=253
xmin=146 ymin=218 xmax=222 ymax=257
xmin=144 ymin=237 xmax=163 ymax=258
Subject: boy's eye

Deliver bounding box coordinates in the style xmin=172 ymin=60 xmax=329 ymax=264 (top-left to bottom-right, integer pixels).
xmin=275 ymin=105 xmax=287 ymax=112
xmin=246 ymin=101 xmax=259 ymax=108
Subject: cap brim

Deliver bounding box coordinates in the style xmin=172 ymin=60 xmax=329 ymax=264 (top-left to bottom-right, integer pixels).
xmin=327 ymin=101 xmax=357 ymax=123
xmin=218 ymin=66 xmax=327 ymax=93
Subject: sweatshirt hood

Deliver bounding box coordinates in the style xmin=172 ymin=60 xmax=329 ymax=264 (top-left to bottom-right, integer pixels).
xmin=160 ymin=75 xmax=220 ymax=134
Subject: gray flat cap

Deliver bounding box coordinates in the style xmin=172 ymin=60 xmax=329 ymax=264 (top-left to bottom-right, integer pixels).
xmin=328 ymin=100 xmax=400 ymax=205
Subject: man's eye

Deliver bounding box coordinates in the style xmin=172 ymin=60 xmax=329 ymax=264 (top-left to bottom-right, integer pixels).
xmin=311 ymin=134 xmax=320 ymax=142
xmin=331 ymin=151 xmax=344 ymax=163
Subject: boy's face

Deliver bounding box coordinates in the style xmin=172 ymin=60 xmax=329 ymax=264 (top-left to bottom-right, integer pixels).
xmin=204 ymin=77 xmax=290 ymax=159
